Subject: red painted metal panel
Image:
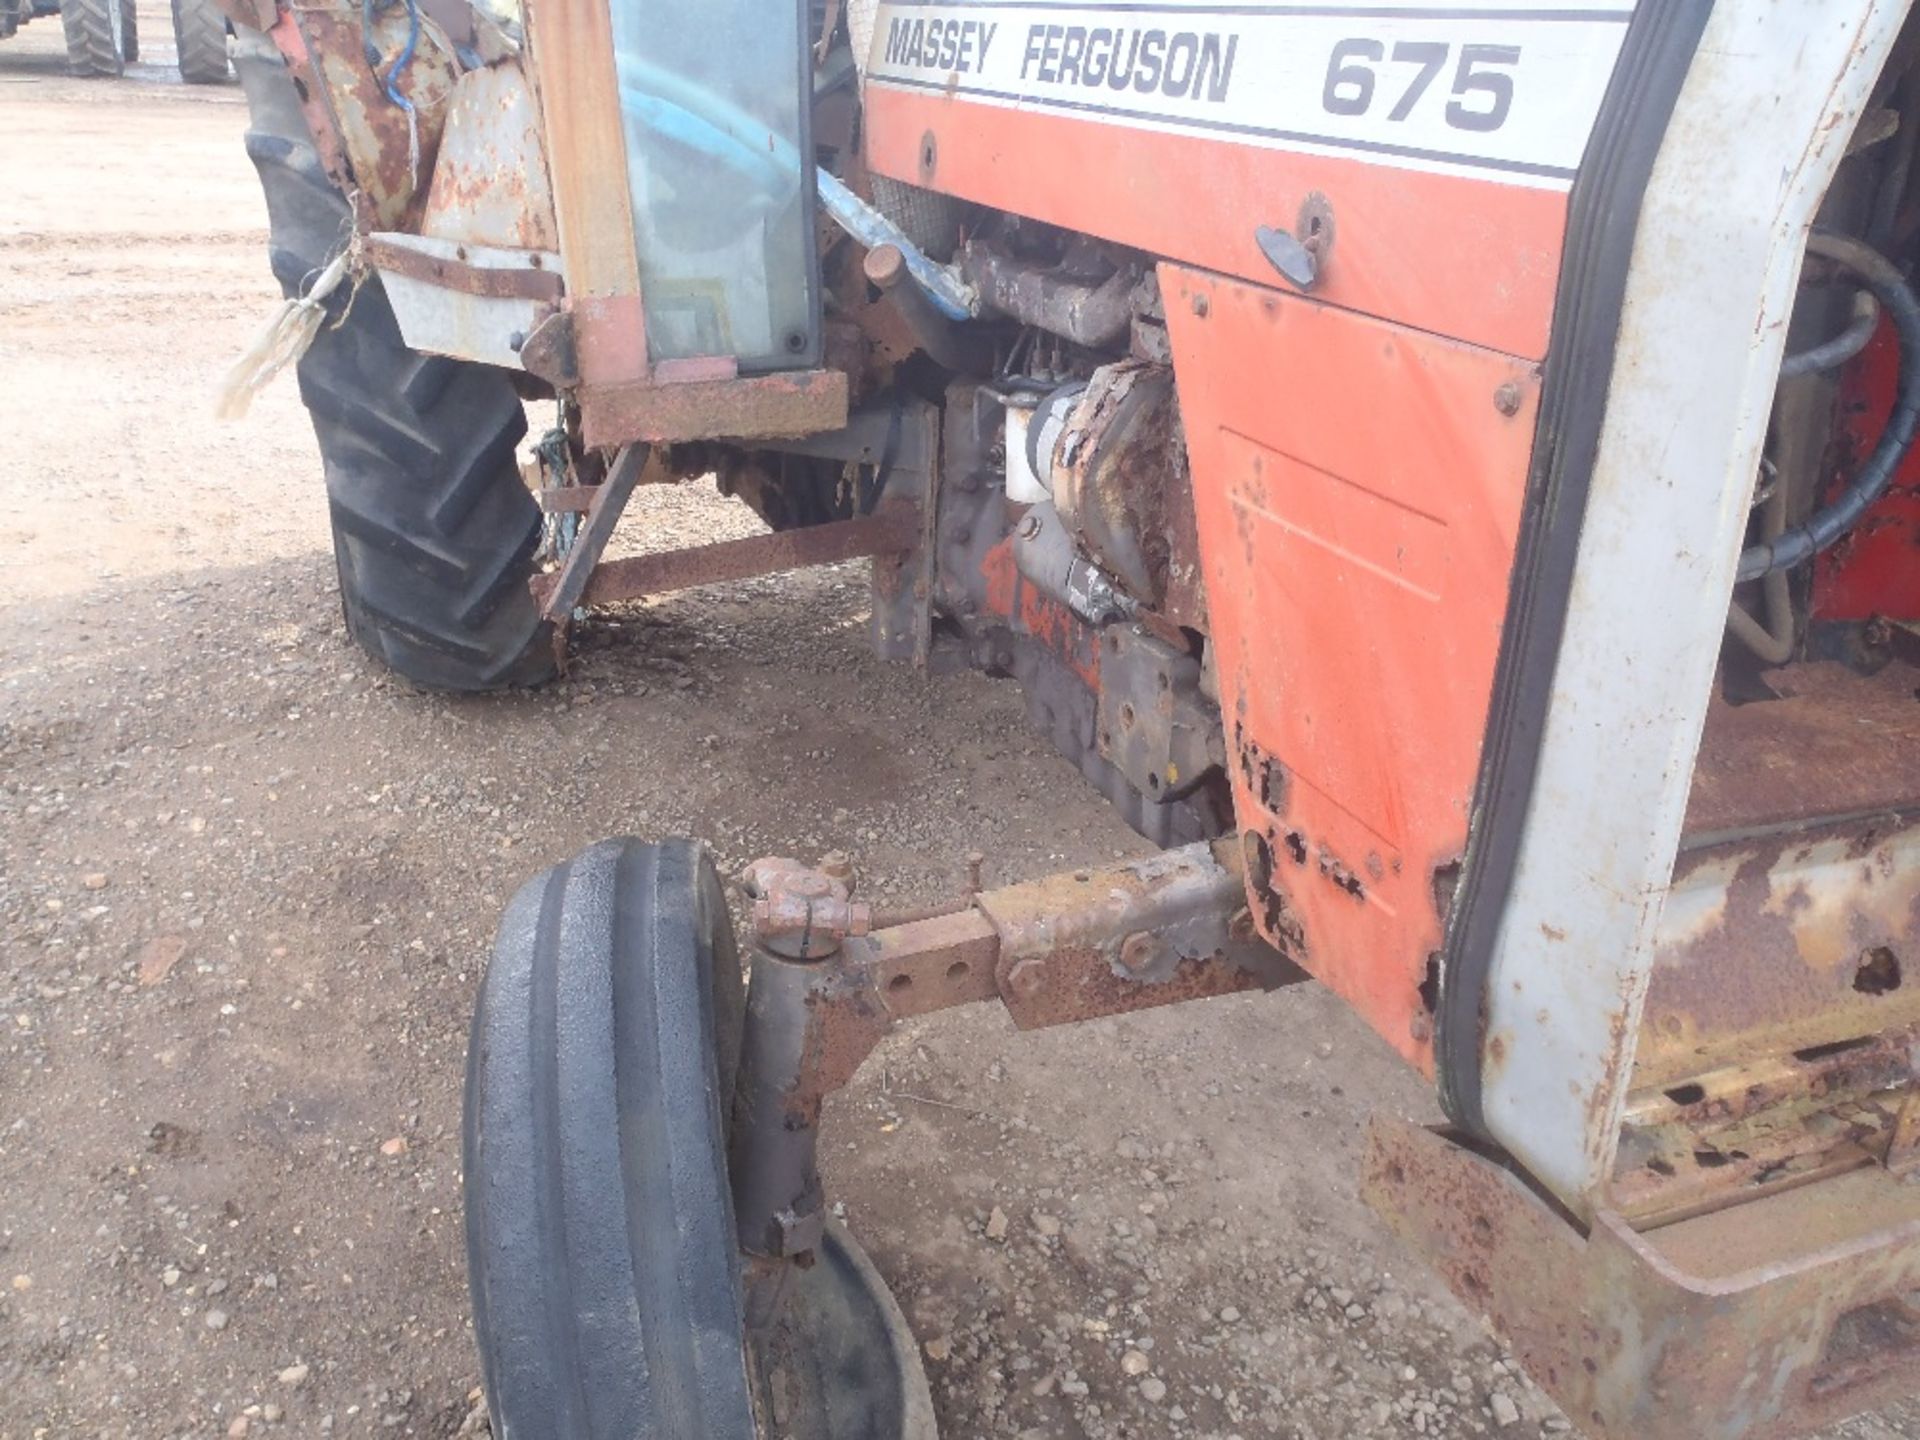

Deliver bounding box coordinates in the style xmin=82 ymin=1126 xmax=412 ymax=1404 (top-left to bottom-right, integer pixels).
xmin=1812 ymin=319 xmax=1920 ymax=621
xmin=1163 ymin=264 xmax=1538 ymax=1069
xmin=864 ymin=84 xmax=1570 ymax=360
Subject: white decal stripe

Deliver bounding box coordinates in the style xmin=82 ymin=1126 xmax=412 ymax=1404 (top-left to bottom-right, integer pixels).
xmin=868 ymin=1 xmax=1635 ymax=186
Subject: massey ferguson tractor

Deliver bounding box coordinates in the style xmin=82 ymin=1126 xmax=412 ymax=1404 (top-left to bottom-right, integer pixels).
xmin=216 ymin=0 xmax=1920 ymax=1432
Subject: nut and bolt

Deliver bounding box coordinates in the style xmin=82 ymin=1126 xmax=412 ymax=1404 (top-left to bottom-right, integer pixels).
xmin=1190 ymin=293 xmax=1210 ymax=318
xmin=818 ymin=850 xmax=856 ymax=891
xmin=745 ymin=857 xmax=872 ymax=959
xmin=1118 ymin=930 xmax=1164 ymax=973
xmin=1018 ymin=513 xmax=1043 ymax=539
xmin=1007 ymin=958 xmax=1046 ymax=999
xmin=1493 ymin=381 xmax=1523 ymax=417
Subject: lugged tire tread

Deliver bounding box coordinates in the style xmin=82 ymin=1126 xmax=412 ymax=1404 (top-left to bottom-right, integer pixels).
xmin=171 ymin=0 xmax=227 ymax=82
xmin=60 ymin=0 xmax=122 ymax=76
xmin=235 ymin=33 xmax=553 ymax=691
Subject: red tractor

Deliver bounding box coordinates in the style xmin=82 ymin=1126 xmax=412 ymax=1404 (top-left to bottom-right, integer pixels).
xmin=218 ymin=0 xmax=1920 ymax=1433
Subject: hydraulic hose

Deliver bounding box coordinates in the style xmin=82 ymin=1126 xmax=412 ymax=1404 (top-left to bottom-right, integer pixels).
xmin=1778 ymin=290 xmax=1878 ymax=379
xmin=1738 ymin=232 xmax=1920 ymax=580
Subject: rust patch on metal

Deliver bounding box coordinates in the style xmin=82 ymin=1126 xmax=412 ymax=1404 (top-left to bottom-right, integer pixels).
xmin=1687 ymin=661 xmax=1920 ymax=837
xmin=1640 ymin=814 xmax=1920 ymax=1089
xmin=419 ymin=61 xmax=558 ymax=251
xmin=1366 ymin=1116 xmax=1920 ymax=1440
xmin=295 ymin=3 xmax=458 ymax=232
xmin=580 ymin=369 xmax=850 ymax=448
xmin=269 ymin=13 xmax=360 ymax=221
xmin=980 ymin=839 xmax=1303 ymax=1031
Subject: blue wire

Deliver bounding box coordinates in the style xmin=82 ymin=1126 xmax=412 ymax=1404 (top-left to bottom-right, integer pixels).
xmin=361 ymin=0 xmax=419 ymax=124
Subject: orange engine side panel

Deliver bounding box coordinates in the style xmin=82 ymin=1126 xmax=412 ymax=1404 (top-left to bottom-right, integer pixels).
xmin=1162 ymin=266 xmax=1539 ymax=1070
xmin=865 ymin=84 xmax=1567 ymax=361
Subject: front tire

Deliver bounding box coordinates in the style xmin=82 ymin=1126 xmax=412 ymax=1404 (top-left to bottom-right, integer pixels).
xmin=233 ymin=33 xmax=553 ymax=690
xmin=465 ymin=839 xmax=759 ymax=1439
xmin=60 ymin=0 xmax=124 ymax=76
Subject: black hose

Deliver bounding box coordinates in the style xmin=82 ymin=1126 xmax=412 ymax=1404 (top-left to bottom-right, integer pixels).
xmin=1738 ymin=232 xmax=1920 ymax=581
xmin=1778 ymin=290 xmax=1878 ymax=378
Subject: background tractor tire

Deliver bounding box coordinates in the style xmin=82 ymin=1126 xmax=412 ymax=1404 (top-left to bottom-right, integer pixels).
xmin=464 ymin=839 xmax=759 ymax=1440
xmin=235 ymin=34 xmax=553 ymax=691
xmin=118 ymin=0 xmax=136 ymax=62
xmin=171 ymin=0 xmax=227 ymax=83
xmin=60 ymin=0 xmax=124 ymax=76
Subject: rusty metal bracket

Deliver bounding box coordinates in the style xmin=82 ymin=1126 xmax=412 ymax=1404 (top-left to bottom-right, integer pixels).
xmin=726 ymin=840 xmax=1299 ymax=1301
xmin=1365 ymin=1117 xmax=1920 ymax=1440
xmin=580 ymin=369 xmax=850 ymax=448
xmin=364 ymin=234 xmax=564 ymax=303
xmin=548 ymin=509 xmax=920 ymax=611
xmin=978 ymin=839 xmax=1301 ymax=1029
xmin=531 ymin=443 xmax=648 ymax=623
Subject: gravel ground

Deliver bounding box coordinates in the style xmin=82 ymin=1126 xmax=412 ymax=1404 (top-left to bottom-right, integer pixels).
xmin=2 ymin=18 xmax=1916 ymax=1440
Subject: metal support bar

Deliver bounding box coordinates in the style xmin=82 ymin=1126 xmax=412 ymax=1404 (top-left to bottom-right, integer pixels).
xmin=563 ymin=509 xmax=919 ymax=609
xmin=532 ymin=442 xmax=649 ymax=622
xmin=725 ymin=841 xmax=1301 ymax=1296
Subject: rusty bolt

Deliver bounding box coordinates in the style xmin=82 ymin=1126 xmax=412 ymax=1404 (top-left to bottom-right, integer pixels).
xmin=1191 ymin=293 xmax=1210 ymax=318
xmin=1118 ymin=931 xmax=1163 ymax=973
xmin=1493 ymin=382 xmax=1523 ymax=417
xmin=1007 ymin=958 xmax=1046 ymax=999
xmin=818 ymin=850 xmax=855 ymax=891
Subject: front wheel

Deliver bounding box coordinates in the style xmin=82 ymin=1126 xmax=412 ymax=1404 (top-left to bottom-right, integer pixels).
xmin=464 ymin=838 xmax=937 ymax=1440
xmin=235 ymin=31 xmax=553 ymax=690
xmin=60 ymin=0 xmax=124 ymax=76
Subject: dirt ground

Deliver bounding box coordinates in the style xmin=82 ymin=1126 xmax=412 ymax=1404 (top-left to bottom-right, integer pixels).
xmin=0 ymin=15 xmax=1915 ymax=1440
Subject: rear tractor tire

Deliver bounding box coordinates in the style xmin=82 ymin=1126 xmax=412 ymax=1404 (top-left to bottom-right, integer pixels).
xmin=60 ymin=0 xmax=125 ymax=76
xmin=464 ymin=838 xmax=936 ymax=1440
xmin=119 ymin=0 xmax=136 ymax=62
xmin=234 ymin=33 xmax=553 ymax=690
xmin=171 ymin=0 xmax=227 ymax=83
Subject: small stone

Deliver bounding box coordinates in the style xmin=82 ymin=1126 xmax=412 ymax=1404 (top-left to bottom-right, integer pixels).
xmin=278 ymin=1364 xmax=310 ymax=1388
xmin=10 ymin=1274 xmax=30 ymax=1292
xmin=83 ymin=873 xmax=108 ymax=891
xmin=204 ymin=1308 xmax=230 ymax=1331
xmin=1032 ymin=1212 xmax=1060 ymax=1238
xmin=380 ymin=1136 xmax=409 ymax=1157
xmin=227 ymin=1418 xmax=249 ymax=1438
xmin=263 ymin=1404 xmax=283 ymax=1423
xmin=1218 ymin=1305 xmax=1241 ymax=1323
xmin=924 ymin=1336 xmax=951 ymax=1362
xmin=1121 ymin=1349 xmax=1151 ymax=1377
xmin=1490 ymin=1392 xmax=1520 ymax=1427
xmin=162 ymin=1268 xmax=182 ymax=1288
xmin=1138 ymin=1377 xmax=1167 ymax=1403
xmin=984 ymin=1206 xmax=1009 ymax=1241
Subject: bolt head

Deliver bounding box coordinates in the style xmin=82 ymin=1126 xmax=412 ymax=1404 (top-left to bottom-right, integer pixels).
xmin=1493 ymin=381 xmax=1523 ymax=417
xmin=1119 ymin=931 xmax=1162 ymax=973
